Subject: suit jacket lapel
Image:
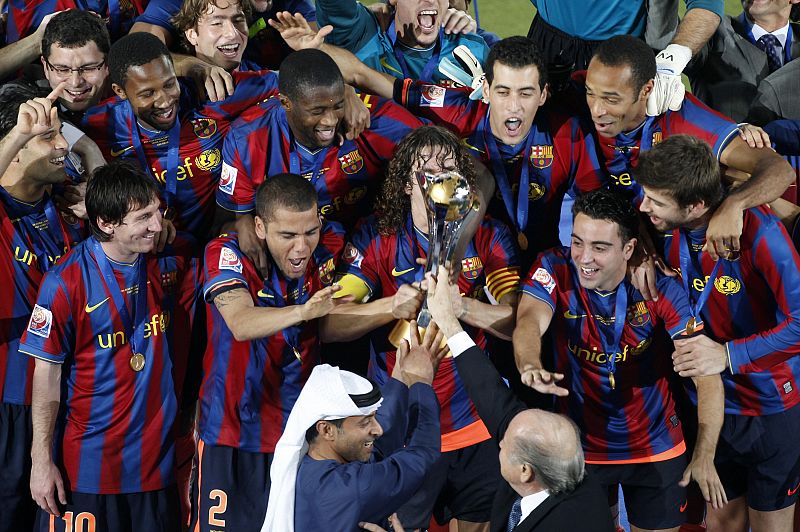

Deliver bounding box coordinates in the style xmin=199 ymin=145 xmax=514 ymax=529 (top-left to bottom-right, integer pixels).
xmin=515 ymin=493 xmax=560 ymax=530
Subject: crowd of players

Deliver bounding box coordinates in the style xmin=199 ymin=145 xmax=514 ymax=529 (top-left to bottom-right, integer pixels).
xmin=1 ymin=0 xmax=799 ymax=531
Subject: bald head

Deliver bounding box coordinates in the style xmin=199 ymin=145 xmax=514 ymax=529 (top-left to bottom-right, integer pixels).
xmin=504 ymin=409 xmax=585 ymax=495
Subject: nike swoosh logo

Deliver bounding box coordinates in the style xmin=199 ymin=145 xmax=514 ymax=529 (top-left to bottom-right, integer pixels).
xmin=110 ymin=146 xmax=134 ymax=157
xmin=392 ymin=267 xmax=415 ymax=277
xmin=564 ymin=310 xmax=586 ymax=319
xmin=679 ymin=500 xmax=688 ymax=513
xmin=788 ymin=482 xmax=800 ymax=496
xmin=257 ymin=290 xmax=274 ymax=299
xmin=85 ymin=297 xmax=110 ymax=313
xmin=379 ymin=56 xmax=403 ymax=76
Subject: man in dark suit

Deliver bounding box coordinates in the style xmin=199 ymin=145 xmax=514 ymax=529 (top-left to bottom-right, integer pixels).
xmin=684 ymin=0 xmax=800 ymax=123
xmin=424 ymin=266 xmax=615 ymax=532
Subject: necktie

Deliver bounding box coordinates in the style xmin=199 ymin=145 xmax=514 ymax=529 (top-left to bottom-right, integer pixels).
xmin=756 ymin=34 xmax=783 ymax=73
xmin=507 ymin=497 xmax=523 ymax=532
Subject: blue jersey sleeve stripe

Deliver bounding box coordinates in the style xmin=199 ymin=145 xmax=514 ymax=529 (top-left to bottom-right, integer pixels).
xmin=18 ymin=347 xmax=64 ymax=364
xmin=520 ymin=289 xmax=556 ymax=312
xmin=215 ymin=199 xmax=255 ymax=214
xmin=713 ymin=126 xmax=740 ymax=160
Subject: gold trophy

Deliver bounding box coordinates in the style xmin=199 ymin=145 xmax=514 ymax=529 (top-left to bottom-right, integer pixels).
xmin=389 ymin=170 xmax=478 ymax=347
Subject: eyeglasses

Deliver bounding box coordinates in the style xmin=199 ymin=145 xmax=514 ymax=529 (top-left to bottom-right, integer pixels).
xmin=44 ymin=58 xmax=106 ymax=77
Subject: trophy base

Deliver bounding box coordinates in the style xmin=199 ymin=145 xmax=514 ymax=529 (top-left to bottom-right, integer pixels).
xmin=387 ymin=319 xmax=449 ymax=350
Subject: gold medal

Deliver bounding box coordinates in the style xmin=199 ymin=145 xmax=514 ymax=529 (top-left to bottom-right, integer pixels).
xmin=609 ymin=371 xmax=616 ymax=390
xmin=129 ymin=353 xmax=145 ymax=372
xmin=517 ymin=231 xmax=529 ymax=251
xmin=293 ymin=347 xmax=302 ymax=363
xmin=686 ymin=317 xmax=696 ymax=335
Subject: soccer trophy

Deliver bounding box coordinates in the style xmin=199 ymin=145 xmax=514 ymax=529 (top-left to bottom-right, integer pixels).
xmin=389 ymin=170 xmax=478 ymax=347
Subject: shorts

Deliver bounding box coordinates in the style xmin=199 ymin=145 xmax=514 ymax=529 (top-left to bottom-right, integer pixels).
xmin=397 ymin=437 xmax=500 ymax=528
xmin=0 ymin=402 xmax=36 ymax=532
xmin=715 ymin=405 xmax=800 ymax=511
xmin=527 ymin=13 xmax=602 ymax=72
xmin=35 ymin=485 xmax=180 ymax=532
xmin=587 ymin=454 xmax=688 ymax=530
xmin=189 ymin=439 xmax=273 ymax=532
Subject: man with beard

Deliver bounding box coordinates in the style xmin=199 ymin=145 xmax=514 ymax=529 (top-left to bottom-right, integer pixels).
xmin=638 ymin=135 xmax=800 ymax=532
xmin=263 ymin=332 xmax=441 ymax=532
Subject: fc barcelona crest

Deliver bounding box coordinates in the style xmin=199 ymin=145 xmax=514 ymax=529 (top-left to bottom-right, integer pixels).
xmin=530 ymin=145 xmax=553 ymax=169
xmin=626 ymin=301 xmax=650 ymax=327
xmin=461 ymin=256 xmax=483 ymax=280
xmin=192 ymin=118 xmax=218 ymax=139
xmin=652 ymin=131 xmax=663 ymax=146
xmin=339 ymin=149 xmax=364 ymax=174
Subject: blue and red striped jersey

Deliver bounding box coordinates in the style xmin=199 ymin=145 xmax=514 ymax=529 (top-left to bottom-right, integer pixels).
xmin=82 ymin=72 xmax=278 ymax=239
xmin=660 ymin=207 xmax=800 ymax=416
xmin=198 ymin=221 xmax=345 ymax=453
xmin=6 ymin=0 xmax=145 ymax=44
xmin=217 ymin=93 xmax=424 ymax=229
xmin=338 ymin=213 xmax=519 ymax=449
xmin=591 ymin=93 xmax=739 ymax=202
xmin=522 ymin=246 xmax=693 ymax=462
xmin=19 ymin=239 xmax=201 ymax=494
xmin=396 ymin=80 xmax=605 ymax=264
xmin=0 ymin=189 xmax=84 ymax=406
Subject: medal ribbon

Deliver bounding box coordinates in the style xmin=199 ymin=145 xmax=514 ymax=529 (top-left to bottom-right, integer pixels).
xmin=479 ymin=114 xmax=535 ymax=235
xmin=89 ymin=238 xmax=148 ymax=356
xmin=129 ymin=104 xmax=181 ymax=209
xmin=387 ymin=20 xmax=443 ymax=81
xmin=678 ymin=230 xmax=722 ymax=324
xmin=586 ymin=283 xmax=628 ymax=390
xmin=394 ymin=214 xmax=427 ymax=283
xmin=261 ymin=262 xmax=311 ymax=363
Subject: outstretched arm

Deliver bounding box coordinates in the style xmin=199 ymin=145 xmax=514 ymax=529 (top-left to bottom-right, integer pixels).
xmin=269 ymin=12 xmax=395 ymax=99
xmin=426 ymin=267 xmax=528 ymax=441
xmin=214 ymin=285 xmax=345 ymax=341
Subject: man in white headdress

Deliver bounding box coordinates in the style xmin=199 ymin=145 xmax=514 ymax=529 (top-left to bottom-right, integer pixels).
xmin=263 ymin=323 xmax=442 ymax=532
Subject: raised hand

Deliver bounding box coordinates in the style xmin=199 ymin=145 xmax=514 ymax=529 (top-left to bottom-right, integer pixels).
xmin=269 ymin=11 xmax=332 ymax=51
xmin=15 ymin=82 xmax=65 ymax=140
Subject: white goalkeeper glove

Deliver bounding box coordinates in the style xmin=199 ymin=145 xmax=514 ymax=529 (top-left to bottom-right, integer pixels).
xmin=646 ymin=43 xmax=692 ymax=116
xmin=439 ymin=45 xmax=485 ymax=100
